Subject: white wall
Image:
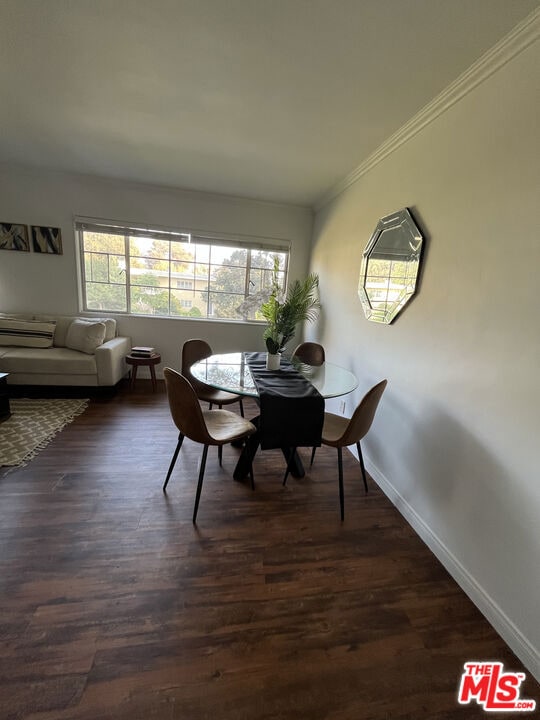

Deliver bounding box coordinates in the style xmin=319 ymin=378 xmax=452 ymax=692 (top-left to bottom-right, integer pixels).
xmin=0 ymin=168 xmax=313 ymax=370
xmin=310 ymin=39 xmax=540 ymax=677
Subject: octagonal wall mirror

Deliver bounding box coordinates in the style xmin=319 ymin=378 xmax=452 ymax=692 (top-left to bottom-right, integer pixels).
xmin=358 ymin=207 xmax=424 ymax=324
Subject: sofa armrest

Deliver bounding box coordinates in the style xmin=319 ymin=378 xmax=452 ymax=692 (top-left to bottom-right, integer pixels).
xmin=95 ymin=336 xmax=132 ymax=386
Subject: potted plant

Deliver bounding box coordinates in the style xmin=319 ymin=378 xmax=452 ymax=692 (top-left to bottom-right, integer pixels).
xmin=260 ymin=258 xmax=320 ymax=370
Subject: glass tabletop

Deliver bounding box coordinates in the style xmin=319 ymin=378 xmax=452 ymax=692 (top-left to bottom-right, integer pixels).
xmin=191 ymin=352 xmax=358 ymax=399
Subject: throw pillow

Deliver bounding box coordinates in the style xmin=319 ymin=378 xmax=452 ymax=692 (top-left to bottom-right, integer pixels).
xmin=66 ymin=319 xmax=106 ymax=355
xmin=0 ymin=318 xmax=56 ymax=348
xmin=102 ymin=318 xmax=117 ymax=342
xmin=83 ymin=317 xmax=116 ymax=342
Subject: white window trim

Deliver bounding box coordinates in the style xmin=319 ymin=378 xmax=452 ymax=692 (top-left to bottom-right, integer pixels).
xmin=74 ymin=216 xmax=290 ymax=322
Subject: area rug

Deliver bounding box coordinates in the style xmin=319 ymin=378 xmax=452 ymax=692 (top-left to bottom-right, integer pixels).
xmin=0 ymin=398 xmax=89 ymax=467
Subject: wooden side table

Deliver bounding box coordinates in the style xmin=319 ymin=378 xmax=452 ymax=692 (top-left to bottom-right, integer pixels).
xmin=0 ymin=372 xmax=11 ymax=422
xmin=125 ymin=353 xmax=161 ymax=392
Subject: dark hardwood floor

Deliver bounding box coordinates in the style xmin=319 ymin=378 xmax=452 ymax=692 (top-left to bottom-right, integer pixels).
xmin=1 ymin=381 xmax=537 ymax=719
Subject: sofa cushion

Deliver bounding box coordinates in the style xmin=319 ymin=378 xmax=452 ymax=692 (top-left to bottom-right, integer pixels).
xmin=66 ymin=319 xmax=106 ymax=354
xmin=0 ymin=318 xmax=56 ymax=348
xmin=35 ymin=315 xmax=117 ymax=345
xmin=52 ymin=316 xmax=75 ymax=347
xmin=77 ymin=317 xmax=116 ymax=342
xmin=34 ymin=315 xmax=81 ymax=347
xmin=94 ymin=317 xmax=116 ymax=342
xmin=0 ymin=346 xmax=97 ymax=374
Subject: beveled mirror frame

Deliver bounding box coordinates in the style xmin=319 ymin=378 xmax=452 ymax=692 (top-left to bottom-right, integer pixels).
xmin=358 ymin=207 xmax=424 ymax=324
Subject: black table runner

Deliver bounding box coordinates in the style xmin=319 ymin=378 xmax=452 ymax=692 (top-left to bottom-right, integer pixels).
xmin=244 ymin=352 xmax=324 ymax=450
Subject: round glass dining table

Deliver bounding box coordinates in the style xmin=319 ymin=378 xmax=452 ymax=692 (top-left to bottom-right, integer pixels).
xmin=191 ymin=352 xmax=358 ymax=481
xmin=191 ymin=352 xmax=358 ymax=399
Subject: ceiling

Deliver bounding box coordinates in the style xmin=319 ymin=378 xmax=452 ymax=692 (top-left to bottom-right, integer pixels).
xmin=1 ymin=0 xmax=537 ymax=207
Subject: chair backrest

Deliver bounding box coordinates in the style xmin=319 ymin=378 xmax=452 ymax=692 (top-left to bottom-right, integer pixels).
xmin=292 ymin=341 xmax=325 ymax=366
xmin=181 ymin=339 xmax=213 ymax=392
xmin=164 ymin=367 xmax=213 ymax=445
xmin=340 ymin=379 xmax=387 ymax=446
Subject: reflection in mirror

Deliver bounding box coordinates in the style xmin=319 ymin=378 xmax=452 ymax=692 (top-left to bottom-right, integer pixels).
xmin=358 ymin=208 xmax=424 ymax=324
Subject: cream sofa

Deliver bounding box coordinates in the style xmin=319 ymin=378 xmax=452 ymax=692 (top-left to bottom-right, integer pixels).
xmin=0 ymin=313 xmax=131 ymax=387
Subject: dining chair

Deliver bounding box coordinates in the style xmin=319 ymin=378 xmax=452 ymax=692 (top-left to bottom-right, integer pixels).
xmin=182 ymin=339 xmax=245 ymax=416
xmin=285 ymin=379 xmax=387 ymax=521
xmin=162 ymin=367 xmax=256 ymax=523
xmin=292 ymin=341 xmax=325 ymax=366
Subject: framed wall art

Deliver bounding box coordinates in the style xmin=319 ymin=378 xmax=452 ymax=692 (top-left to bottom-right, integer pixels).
xmin=31 ymin=225 xmax=63 ymax=255
xmin=0 ymin=223 xmax=29 ymax=251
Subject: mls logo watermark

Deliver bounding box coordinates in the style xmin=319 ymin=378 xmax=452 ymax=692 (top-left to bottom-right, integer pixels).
xmin=458 ymin=662 xmax=536 ymax=712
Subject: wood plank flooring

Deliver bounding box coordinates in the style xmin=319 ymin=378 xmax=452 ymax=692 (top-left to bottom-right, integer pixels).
xmin=1 ymin=381 xmax=537 ymax=719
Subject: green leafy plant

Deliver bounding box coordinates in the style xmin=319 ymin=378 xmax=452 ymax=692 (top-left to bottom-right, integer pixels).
xmin=260 ymin=257 xmax=320 ymax=354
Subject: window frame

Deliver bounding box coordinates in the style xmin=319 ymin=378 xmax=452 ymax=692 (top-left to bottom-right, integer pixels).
xmin=75 ymin=217 xmax=290 ymax=323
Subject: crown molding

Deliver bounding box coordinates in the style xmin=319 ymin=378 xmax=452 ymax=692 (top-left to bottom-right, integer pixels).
xmin=314 ymin=7 xmax=540 ymax=212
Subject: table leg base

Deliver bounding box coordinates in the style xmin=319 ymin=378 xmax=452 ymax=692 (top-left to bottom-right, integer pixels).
xmin=233 ymin=419 xmax=305 ymax=481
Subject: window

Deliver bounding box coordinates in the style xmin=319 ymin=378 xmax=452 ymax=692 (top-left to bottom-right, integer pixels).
xmin=76 ymin=219 xmax=289 ymax=321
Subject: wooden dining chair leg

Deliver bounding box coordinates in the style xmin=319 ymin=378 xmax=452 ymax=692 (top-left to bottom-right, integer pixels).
xmin=163 ymin=433 xmax=185 ymax=491
xmin=310 ymin=446 xmax=317 ymax=466
xmin=193 ymin=445 xmax=209 ymax=523
xmin=282 ymin=447 xmax=297 ymax=486
xmin=338 ymin=447 xmax=345 ymax=521
xmin=218 ymin=444 xmax=223 ymax=467
xmin=239 ymin=398 xmax=244 ymax=417
xmin=356 ymin=441 xmax=368 ymax=493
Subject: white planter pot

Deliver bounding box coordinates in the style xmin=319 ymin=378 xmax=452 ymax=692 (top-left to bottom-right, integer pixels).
xmin=266 ymin=352 xmax=280 ymax=371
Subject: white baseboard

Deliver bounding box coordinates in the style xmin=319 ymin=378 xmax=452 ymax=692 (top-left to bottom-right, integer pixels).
xmin=362 ymin=454 xmax=540 ymax=682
